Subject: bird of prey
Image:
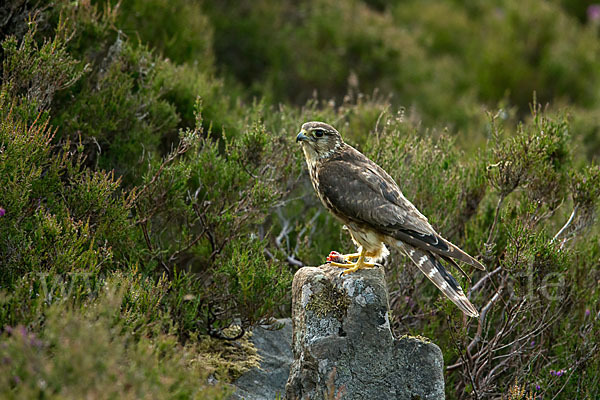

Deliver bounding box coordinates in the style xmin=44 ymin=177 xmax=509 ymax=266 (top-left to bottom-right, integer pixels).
xmin=296 ymin=121 xmax=485 ymax=317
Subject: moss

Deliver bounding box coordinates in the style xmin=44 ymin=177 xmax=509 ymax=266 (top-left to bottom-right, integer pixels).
xmin=196 ymin=326 xmax=261 ymax=382
xmin=306 ymin=280 xmax=350 ymax=321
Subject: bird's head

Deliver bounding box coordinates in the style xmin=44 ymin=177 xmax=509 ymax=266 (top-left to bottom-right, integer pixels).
xmin=296 ymin=121 xmax=343 ymax=162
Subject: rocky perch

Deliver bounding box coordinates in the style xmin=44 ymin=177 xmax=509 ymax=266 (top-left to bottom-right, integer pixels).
xmin=285 ymin=264 xmax=445 ymax=400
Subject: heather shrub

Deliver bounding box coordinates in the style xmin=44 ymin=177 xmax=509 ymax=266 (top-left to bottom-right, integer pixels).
xmin=1 ymin=16 xmax=84 ymax=122
xmin=392 ymin=0 xmax=600 ymax=112
xmin=12 ymin=1 xmax=236 ymax=183
xmin=111 ymin=0 xmax=214 ymax=68
xmin=0 ymin=282 xmax=231 ymax=400
xmin=0 ymin=96 xmax=139 ymax=326
xmin=0 ymin=4 xmax=293 ymax=393
xmin=203 ymin=0 xmax=600 ymax=140
xmin=52 ymin=38 xmax=180 ymax=180
xmin=130 ymin=107 xmax=294 ymax=335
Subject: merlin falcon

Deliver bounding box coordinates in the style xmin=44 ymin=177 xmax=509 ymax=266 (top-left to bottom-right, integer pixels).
xmin=296 ymin=121 xmax=485 ymax=317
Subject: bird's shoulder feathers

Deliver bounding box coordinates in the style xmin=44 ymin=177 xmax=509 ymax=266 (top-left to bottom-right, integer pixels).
xmin=315 ymin=144 xmax=433 ymax=233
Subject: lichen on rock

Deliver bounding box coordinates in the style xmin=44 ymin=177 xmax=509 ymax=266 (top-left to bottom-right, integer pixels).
xmin=305 ymin=279 xmax=350 ymax=320
xmin=398 ymin=333 xmax=433 ymax=344
xmin=286 ymin=264 xmax=445 ymax=400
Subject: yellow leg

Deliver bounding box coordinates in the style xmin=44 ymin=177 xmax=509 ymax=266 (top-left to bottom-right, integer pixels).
xmin=328 ymin=248 xmax=376 ymax=274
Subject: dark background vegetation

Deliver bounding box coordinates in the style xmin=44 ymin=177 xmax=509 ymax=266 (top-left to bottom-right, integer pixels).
xmin=1 ymin=0 xmax=599 ymax=398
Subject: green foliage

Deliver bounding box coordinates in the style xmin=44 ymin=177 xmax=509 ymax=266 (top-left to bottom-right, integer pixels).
xmin=131 ymin=107 xmax=293 ymax=334
xmin=52 ymin=33 xmax=180 ymax=181
xmin=0 ymin=283 xmax=230 ymax=399
xmin=24 ymin=0 xmax=235 ymax=183
xmin=203 ymin=0 xmax=600 ymax=143
xmin=111 ymin=0 xmax=214 ymax=68
xmin=0 ymin=4 xmax=291 ymax=392
xmin=218 ymin=240 xmax=291 ymax=327
xmin=159 ymin=61 xmax=240 ymax=135
xmin=0 ymin=100 xmax=133 ymax=287
xmin=205 ymin=0 xmax=479 ymax=130
xmin=1 ymin=16 xmax=84 ymax=120
xmin=487 ymin=106 xmax=571 ymax=205
xmin=394 ymin=0 xmax=600 ymax=111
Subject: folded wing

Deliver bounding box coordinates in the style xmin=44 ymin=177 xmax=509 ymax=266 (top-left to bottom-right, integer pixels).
xmin=318 ymin=149 xmax=485 ymax=270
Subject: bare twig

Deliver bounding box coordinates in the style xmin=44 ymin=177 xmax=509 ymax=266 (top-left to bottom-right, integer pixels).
xmin=485 ymin=195 xmax=505 ymax=248
xmin=446 ymin=316 xmax=479 ymax=399
xmin=550 ymin=205 xmax=578 ymax=245
xmin=468 ymin=266 xmax=502 ymax=296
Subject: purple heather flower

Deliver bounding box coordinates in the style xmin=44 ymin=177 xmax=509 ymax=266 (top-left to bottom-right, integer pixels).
xmin=29 ymin=335 xmax=43 ymax=348
xmin=588 ymin=5 xmax=600 ymax=22
xmin=535 ymin=385 xmax=541 ymax=391
xmin=4 ymin=325 xmax=43 ymax=347
xmin=585 ymin=309 xmax=591 ymax=317
xmin=16 ymin=325 xmax=27 ymax=337
xmin=0 ymin=208 xmax=5 ymax=217
xmin=530 ymin=340 xmax=535 ymax=347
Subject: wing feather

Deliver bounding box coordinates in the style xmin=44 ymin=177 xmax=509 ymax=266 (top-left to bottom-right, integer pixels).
xmin=317 ymin=146 xmax=485 ymax=270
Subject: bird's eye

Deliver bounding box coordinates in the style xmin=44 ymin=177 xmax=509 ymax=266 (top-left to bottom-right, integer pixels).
xmin=314 ymin=129 xmax=324 ymax=138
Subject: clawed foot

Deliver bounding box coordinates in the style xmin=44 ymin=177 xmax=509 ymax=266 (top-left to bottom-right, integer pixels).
xmin=337 ymin=260 xmax=377 ymax=274
xmin=326 ymin=251 xmax=377 ymax=275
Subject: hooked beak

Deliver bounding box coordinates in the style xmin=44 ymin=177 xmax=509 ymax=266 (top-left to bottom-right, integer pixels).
xmin=296 ymin=131 xmax=311 ymax=143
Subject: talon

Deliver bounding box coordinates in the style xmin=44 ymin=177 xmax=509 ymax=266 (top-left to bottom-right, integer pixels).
xmin=341 ymin=260 xmax=376 ymax=275
xmin=329 ymin=261 xmax=353 ymax=268
xmin=328 ymin=248 xmax=376 ymax=275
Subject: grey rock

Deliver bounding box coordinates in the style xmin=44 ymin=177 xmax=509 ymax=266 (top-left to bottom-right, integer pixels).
xmin=285 ymin=265 xmax=445 ymax=400
xmin=230 ymin=318 xmax=293 ymax=400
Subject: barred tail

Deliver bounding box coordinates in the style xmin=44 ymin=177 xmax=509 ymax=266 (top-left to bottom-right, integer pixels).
xmin=395 ymin=241 xmax=479 ymax=317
